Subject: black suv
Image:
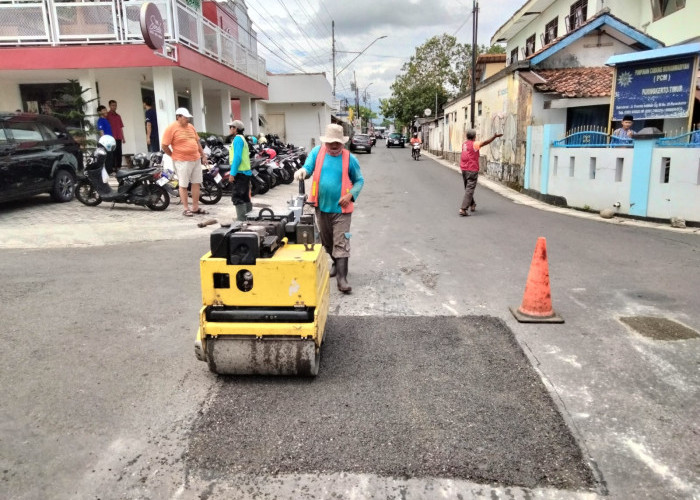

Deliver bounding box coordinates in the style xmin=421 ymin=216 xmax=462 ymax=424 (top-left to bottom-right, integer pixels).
xmin=0 ymin=112 xmax=84 ymax=204
xmin=386 ymin=132 xmax=405 ymax=148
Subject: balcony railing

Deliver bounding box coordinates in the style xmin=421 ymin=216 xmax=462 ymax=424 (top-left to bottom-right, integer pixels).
xmin=0 ymin=0 xmax=267 ymax=85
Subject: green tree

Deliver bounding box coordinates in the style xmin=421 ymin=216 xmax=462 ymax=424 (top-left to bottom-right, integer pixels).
xmin=381 ymin=34 xmax=504 ymax=127
xmin=53 ymin=79 xmax=97 ymax=149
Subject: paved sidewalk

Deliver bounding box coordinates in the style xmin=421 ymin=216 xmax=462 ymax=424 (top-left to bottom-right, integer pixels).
xmin=423 ymin=151 xmax=699 ymax=235
xmin=0 ymin=181 xmax=303 ymax=249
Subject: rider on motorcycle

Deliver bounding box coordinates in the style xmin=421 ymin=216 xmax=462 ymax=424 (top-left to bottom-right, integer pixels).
xmin=409 ymin=133 xmax=421 ymax=145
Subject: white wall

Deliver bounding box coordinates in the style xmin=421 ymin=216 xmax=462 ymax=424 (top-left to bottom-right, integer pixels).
xmin=95 ymin=71 xmax=148 ymax=156
xmin=548 ymin=146 xmax=635 ymax=210
xmin=266 ymin=73 xmax=333 ymax=107
xmin=506 ymin=0 xmax=699 ymax=55
xmin=531 ymin=120 xmax=700 ymax=221
xmin=0 ymin=80 xmax=21 ymax=111
xmin=260 ymin=102 xmax=331 ymax=151
xmin=648 ymin=147 xmax=700 ymax=220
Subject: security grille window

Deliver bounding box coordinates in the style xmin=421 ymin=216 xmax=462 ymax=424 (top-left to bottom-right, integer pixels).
xmin=650 ymin=0 xmax=686 ymax=20
xmin=525 ymin=34 xmax=536 ymax=57
xmin=510 ymin=47 xmax=519 ymax=64
xmin=544 ymin=17 xmax=558 ymax=44
xmin=570 ymin=0 xmax=587 ymax=28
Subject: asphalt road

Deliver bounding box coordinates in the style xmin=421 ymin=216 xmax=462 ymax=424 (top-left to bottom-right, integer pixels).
xmin=0 ymin=144 xmax=698 ymax=499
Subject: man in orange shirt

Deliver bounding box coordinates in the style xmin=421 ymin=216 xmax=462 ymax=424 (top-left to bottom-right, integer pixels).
xmin=161 ymin=108 xmax=208 ymax=216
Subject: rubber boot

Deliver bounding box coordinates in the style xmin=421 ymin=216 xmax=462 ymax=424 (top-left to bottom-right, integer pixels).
xmin=245 ymin=201 xmax=253 ymax=214
xmin=329 ymin=257 xmax=337 ymax=278
xmin=335 ymin=257 xmax=352 ymax=294
xmin=234 ymin=204 xmax=247 ymax=221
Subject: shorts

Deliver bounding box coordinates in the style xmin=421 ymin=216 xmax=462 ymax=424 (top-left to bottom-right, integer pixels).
xmin=174 ymin=160 xmax=202 ymax=186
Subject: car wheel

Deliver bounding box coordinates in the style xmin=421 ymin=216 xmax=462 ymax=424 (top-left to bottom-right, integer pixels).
xmin=50 ymin=169 xmax=76 ymax=202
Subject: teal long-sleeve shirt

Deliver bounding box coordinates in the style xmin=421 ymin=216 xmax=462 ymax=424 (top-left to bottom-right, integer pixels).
xmin=230 ymin=135 xmax=252 ymax=176
xmin=302 ymin=145 xmax=364 ymax=213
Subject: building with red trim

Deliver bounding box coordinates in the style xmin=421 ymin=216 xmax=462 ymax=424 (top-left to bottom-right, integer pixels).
xmin=0 ymin=0 xmax=268 ymax=159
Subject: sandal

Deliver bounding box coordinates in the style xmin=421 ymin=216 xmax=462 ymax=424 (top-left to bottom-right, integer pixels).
xmin=192 ymin=208 xmax=209 ymax=215
xmin=458 ymin=209 xmax=469 ymax=217
xmin=183 ymin=209 xmax=194 ymax=217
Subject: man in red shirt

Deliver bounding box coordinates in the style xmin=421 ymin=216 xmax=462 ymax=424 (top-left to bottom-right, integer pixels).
xmin=459 ymin=129 xmax=501 ymax=217
xmin=107 ymin=100 xmax=125 ymax=172
xmin=161 ymin=108 xmax=208 ymax=216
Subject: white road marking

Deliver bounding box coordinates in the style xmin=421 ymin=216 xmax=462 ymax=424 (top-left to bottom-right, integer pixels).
xmin=442 ymin=303 xmax=459 ymax=315
xmin=624 ymin=437 xmax=695 ymax=494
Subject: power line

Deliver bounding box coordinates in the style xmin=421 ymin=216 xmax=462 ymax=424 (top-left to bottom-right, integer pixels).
xmin=275 ymin=0 xmax=330 ymax=65
xmin=227 ymin=14 xmax=309 ymax=74
xmin=317 ymin=0 xmax=334 ymax=25
xmin=246 ymin=0 xmax=327 ymax=71
xmin=295 ymin=0 xmax=333 ymax=39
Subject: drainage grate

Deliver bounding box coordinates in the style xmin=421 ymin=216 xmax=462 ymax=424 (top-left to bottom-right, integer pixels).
xmin=620 ymin=316 xmax=699 ymax=341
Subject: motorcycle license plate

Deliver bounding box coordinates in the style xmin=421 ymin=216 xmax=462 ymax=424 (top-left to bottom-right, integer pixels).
xmin=157 ymin=177 xmax=169 ymax=186
xmin=214 ymin=173 xmax=222 ymax=184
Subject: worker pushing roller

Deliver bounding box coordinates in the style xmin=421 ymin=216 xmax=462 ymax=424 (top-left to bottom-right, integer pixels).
xmin=295 ymin=124 xmax=365 ymax=294
xmin=194 ymin=124 xmax=363 ymax=376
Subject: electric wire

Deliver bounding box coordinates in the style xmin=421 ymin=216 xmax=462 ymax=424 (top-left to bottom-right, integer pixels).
xmin=227 ymin=12 xmax=309 ymax=74
xmin=274 ymin=0 xmax=332 ymax=65
xmin=245 ymin=1 xmax=327 ymax=71
xmin=295 ymin=0 xmax=333 ymax=39
xmin=247 ymin=3 xmax=330 ymax=73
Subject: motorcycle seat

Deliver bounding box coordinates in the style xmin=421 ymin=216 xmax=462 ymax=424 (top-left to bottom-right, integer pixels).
xmin=115 ymin=167 xmax=157 ymax=179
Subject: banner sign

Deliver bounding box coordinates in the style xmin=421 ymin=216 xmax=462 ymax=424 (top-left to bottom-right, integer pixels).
xmin=612 ymin=56 xmax=695 ymax=120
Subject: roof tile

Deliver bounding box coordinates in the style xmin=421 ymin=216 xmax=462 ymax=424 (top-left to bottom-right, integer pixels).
xmin=531 ymin=67 xmax=613 ymax=98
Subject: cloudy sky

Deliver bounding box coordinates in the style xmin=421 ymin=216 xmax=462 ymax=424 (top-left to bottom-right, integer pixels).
xmin=244 ymin=0 xmax=525 ymax=115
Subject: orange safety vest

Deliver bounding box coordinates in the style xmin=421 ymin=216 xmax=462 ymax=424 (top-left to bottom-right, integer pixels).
xmin=308 ymin=145 xmax=354 ymax=213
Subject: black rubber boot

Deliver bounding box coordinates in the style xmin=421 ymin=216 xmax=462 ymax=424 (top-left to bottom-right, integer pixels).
xmin=335 ymin=257 xmax=352 ymax=294
xmin=329 ymin=257 xmax=337 ymax=278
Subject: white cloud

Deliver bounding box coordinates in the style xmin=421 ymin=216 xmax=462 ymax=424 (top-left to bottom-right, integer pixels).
xmin=247 ymin=0 xmax=523 ymax=116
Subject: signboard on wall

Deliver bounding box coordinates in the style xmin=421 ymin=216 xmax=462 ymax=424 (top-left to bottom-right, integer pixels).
xmin=612 ymin=56 xmax=695 ymax=120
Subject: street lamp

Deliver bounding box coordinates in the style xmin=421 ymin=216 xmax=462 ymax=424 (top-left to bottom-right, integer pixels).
xmin=333 ymin=35 xmax=387 ymax=95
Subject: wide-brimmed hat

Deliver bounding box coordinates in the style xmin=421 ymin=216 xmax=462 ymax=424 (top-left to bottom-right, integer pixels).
xmin=320 ymin=124 xmax=349 ymax=144
xmin=175 ymin=107 xmax=193 ymax=118
xmin=228 ymin=120 xmax=244 ymax=130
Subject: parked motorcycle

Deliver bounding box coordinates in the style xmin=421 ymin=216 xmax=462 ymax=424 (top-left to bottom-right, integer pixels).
xmin=154 ymin=152 xmax=223 ymax=205
xmin=75 ymin=137 xmax=169 ymax=210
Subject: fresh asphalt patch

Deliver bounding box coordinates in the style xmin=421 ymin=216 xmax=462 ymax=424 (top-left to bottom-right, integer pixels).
xmin=187 ymin=316 xmax=596 ymax=490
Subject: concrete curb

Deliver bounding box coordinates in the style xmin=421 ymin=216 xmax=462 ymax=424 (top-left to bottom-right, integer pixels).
xmin=423 ymin=151 xmax=699 ymax=235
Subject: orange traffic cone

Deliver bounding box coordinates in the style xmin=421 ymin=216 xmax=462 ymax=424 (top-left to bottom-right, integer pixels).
xmin=510 ymin=237 xmax=564 ymax=323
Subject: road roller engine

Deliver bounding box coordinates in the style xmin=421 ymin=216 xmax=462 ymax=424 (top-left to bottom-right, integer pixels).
xmin=195 ymin=198 xmax=330 ymax=376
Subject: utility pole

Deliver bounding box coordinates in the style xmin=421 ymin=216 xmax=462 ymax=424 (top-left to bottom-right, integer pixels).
xmin=470 ymin=0 xmax=479 ymax=129
xmin=332 ymin=20 xmax=336 ymax=96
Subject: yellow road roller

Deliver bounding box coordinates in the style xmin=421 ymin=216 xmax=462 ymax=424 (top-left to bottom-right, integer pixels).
xmin=194 ymin=206 xmax=330 ymax=376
